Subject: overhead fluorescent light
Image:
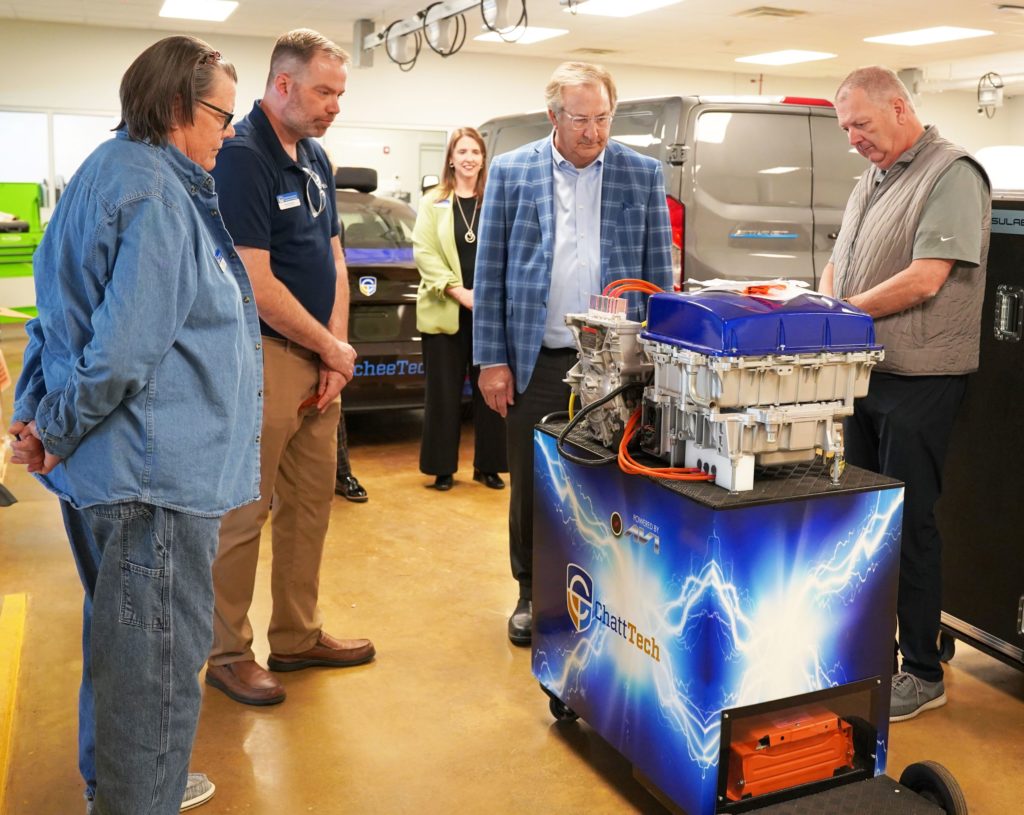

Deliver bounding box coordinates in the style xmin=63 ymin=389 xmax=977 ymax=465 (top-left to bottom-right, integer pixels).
xmin=759 ymin=166 xmax=800 ymax=174
xmin=864 ymin=26 xmax=994 ymax=46
xmin=736 ymin=50 xmax=836 ymax=66
xmin=474 ymin=27 xmax=569 ymax=45
xmin=159 ymin=0 xmax=238 ymax=23
xmin=564 ymin=0 xmax=683 ymax=18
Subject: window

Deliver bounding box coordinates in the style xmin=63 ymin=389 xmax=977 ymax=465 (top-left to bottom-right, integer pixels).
xmin=694 ymin=111 xmax=811 ymax=207
xmin=0 ymin=112 xmax=48 ymax=187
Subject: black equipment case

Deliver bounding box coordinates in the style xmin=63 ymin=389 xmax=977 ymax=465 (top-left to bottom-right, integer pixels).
xmin=935 ymin=194 xmax=1024 ymax=670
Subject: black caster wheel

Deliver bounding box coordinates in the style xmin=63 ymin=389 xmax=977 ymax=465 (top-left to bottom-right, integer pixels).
xmin=548 ymin=696 xmax=579 ymax=722
xmin=899 ymin=761 xmax=968 ymax=814
xmin=938 ymin=631 xmax=956 ymax=663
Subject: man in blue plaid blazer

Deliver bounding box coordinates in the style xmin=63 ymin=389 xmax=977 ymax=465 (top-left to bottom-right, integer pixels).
xmin=473 ymin=62 xmax=673 ymax=645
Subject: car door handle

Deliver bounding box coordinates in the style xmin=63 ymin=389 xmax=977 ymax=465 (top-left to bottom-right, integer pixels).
xmin=827 ymin=231 xmax=839 ymax=240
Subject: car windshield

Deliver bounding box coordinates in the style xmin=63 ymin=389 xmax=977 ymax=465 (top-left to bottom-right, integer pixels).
xmin=339 ymin=202 xmax=415 ymax=249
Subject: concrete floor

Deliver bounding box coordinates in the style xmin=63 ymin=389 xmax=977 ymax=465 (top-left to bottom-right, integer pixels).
xmin=2 ymin=326 xmax=1023 ymax=815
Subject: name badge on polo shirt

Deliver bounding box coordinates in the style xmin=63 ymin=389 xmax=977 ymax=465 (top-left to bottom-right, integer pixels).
xmin=433 ymin=198 xmax=451 ymax=207
xmin=277 ymin=191 xmax=301 ymax=210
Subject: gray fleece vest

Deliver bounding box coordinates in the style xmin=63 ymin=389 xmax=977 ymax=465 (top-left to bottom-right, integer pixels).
xmin=833 ymin=126 xmax=990 ymax=375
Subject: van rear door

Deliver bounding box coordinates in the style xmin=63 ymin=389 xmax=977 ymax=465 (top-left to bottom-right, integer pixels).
xmin=687 ymin=106 xmax=814 ymax=285
xmin=809 ymin=113 xmax=867 ymax=283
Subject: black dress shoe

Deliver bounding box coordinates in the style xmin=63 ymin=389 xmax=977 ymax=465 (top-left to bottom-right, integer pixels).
xmin=473 ymin=469 xmax=505 ymax=490
xmin=508 ymin=598 xmax=532 ymax=646
xmin=432 ymin=475 xmax=454 ymax=491
xmin=335 ymin=475 xmax=368 ymax=503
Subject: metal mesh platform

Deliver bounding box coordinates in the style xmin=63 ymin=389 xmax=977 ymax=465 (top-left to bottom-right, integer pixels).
xmin=747 ymin=775 xmax=946 ymax=814
xmin=538 ymin=421 xmax=902 ymax=510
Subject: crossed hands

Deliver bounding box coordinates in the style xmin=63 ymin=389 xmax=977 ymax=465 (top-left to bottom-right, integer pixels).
xmin=7 ymin=419 xmax=62 ymax=475
xmin=314 ymin=338 xmax=358 ymax=412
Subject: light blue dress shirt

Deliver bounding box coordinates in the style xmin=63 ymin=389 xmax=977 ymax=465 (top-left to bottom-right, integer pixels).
xmin=543 ymin=140 xmax=605 ymax=348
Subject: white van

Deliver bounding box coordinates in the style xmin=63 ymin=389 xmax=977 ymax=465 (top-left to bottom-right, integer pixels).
xmin=478 ymin=96 xmax=866 ymax=287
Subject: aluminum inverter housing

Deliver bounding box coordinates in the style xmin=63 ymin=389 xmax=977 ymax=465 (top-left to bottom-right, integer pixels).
xmin=564 ymin=295 xmax=651 ymax=447
xmin=639 ymin=290 xmax=884 ymax=491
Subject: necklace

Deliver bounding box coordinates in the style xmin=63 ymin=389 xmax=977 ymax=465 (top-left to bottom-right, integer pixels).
xmin=454 ymin=194 xmax=478 ymax=244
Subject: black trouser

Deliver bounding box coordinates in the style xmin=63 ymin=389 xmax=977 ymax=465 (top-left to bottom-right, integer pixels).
xmin=843 ymin=372 xmax=967 ymax=683
xmin=420 ymin=317 xmax=508 ymax=477
xmin=335 ymin=407 xmax=352 ymax=478
xmin=506 ymin=347 xmax=576 ymax=601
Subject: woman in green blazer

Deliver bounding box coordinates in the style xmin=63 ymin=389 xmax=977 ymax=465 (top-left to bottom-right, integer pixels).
xmin=413 ymin=127 xmax=508 ymax=490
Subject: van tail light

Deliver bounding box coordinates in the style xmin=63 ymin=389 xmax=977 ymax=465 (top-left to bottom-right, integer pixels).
xmin=666 ymin=195 xmax=684 ymax=290
xmin=781 ymin=96 xmax=834 ymax=108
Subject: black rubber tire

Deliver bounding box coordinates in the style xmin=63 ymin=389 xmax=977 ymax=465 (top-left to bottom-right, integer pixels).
xmin=938 ymin=631 xmax=957 ymax=663
xmin=899 ymin=761 xmax=968 ymax=815
xmin=548 ymin=696 xmax=579 ymax=722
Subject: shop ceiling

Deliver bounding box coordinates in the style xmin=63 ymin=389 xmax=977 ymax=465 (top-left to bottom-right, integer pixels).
xmin=3 ymin=0 xmax=1024 ymax=91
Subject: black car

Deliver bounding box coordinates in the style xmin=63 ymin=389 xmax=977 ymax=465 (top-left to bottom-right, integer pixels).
xmin=335 ymin=167 xmax=425 ymax=412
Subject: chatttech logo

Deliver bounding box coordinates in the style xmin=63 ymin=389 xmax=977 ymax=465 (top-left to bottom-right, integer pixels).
xmin=358 ymin=275 xmax=378 ymax=296
xmin=566 ymin=563 xmax=593 ymax=632
xmin=353 ymin=359 xmax=425 ymax=378
xmin=565 ymin=562 xmax=661 ymax=662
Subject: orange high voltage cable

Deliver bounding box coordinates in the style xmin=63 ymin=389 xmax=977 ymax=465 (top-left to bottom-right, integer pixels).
xmin=617 ymin=410 xmax=715 ymax=482
xmin=602 ymin=278 xmax=664 ymax=298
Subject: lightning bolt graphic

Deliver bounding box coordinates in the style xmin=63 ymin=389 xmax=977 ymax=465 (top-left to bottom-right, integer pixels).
xmin=533 ymin=435 xmax=903 ymax=774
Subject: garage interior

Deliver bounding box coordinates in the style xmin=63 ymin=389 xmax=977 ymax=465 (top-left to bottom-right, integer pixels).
xmin=2 ymin=1 xmax=1024 ymax=813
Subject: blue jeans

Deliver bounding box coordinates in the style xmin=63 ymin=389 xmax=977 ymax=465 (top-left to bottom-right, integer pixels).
xmin=60 ymin=502 xmax=101 ymax=804
xmin=61 ymin=501 xmax=220 ymax=815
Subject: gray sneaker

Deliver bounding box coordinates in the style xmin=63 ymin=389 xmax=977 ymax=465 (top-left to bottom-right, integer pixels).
xmin=890 ymin=671 xmax=946 ymax=722
xmin=84 ymin=774 xmax=214 ymax=814
xmin=181 ymin=773 xmax=216 ymax=811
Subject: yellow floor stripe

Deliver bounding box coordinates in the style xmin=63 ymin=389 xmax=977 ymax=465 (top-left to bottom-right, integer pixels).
xmin=0 ymin=593 xmax=28 ymax=814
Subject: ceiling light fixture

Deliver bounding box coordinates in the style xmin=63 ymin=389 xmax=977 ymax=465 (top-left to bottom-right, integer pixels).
xmin=735 ymin=50 xmax=836 ymax=66
xmin=864 ymin=26 xmax=994 ymax=46
xmin=562 ymin=0 xmax=684 ymax=18
xmin=474 ymin=27 xmax=568 ymax=44
xmin=159 ymin=0 xmax=238 ymax=22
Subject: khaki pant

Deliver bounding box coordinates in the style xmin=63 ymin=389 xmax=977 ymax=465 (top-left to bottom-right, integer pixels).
xmin=210 ymin=336 xmax=340 ymax=664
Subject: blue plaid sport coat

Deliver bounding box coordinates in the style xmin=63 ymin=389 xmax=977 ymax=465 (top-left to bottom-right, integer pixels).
xmin=472 ymin=136 xmax=673 ymax=392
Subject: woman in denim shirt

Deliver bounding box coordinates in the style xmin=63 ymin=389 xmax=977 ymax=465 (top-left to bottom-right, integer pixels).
xmin=8 ymin=36 xmax=261 ymax=815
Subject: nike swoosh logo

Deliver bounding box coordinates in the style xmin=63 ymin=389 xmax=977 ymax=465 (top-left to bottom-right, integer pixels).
xmin=940 ymin=235 xmax=954 ymax=241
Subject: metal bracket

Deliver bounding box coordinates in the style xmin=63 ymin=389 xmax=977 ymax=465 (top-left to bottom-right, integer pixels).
xmin=994 ymin=284 xmax=1023 ymax=342
xmin=667 ymin=144 xmax=688 ymax=166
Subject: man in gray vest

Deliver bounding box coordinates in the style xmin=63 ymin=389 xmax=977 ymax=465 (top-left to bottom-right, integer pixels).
xmin=821 ymin=66 xmax=991 ymax=722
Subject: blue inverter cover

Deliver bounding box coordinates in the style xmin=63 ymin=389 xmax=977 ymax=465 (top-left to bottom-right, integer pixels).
xmin=641 ymin=290 xmax=881 ymax=356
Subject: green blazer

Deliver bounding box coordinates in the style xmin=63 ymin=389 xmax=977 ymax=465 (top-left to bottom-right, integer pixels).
xmin=413 ymin=187 xmax=463 ymax=335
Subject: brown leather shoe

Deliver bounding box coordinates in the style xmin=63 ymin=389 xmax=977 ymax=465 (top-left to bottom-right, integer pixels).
xmin=267 ymin=631 xmax=376 ymax=672
xmin=205 ymin=660 xmax=286 ymax=706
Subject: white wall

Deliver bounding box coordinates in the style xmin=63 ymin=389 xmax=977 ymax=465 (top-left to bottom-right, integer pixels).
xmin=0 ymin=19 xmax=1019 ymax=157
xmin=2 ymin=18 xmax=1018 ymax=147
xmin=0 ymin=19 xmax=840 ymax=127
xmin=913 ymin=91 xmax=1019 ymax=155
xmin=1006 ymin=95 xmax=1024 ymax=142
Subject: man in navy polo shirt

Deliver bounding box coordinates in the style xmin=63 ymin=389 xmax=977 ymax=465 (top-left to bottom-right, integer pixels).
xmin=205 ymin=28 xmax=376 ymax=706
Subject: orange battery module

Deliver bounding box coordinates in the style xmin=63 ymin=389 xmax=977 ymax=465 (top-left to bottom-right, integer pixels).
xmin=725 ymin=710 xmax=855 ymax=801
